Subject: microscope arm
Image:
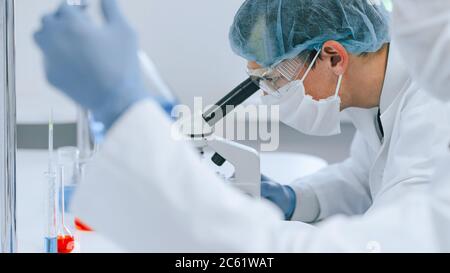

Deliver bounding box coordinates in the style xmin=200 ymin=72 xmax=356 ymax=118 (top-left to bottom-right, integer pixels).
xmin=207 ymin=135 xmax=261 ymax=197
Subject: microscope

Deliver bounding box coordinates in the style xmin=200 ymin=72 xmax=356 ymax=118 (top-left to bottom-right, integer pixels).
xmin=183 ymin=78 xmax=262 ymax=197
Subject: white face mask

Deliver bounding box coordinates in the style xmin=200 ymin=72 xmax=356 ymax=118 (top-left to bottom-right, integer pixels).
xmin=261 ymin=51 xmax=343 ymax=136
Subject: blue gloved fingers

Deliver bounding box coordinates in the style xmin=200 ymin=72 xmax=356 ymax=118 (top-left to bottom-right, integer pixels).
xmin=34 ymin=15 xmax=52 ymax=47
xmin=155 ymin=97 xmax=177 ymax=116
xmin=260 ymin=181 xmax=280 ymax=199
xmin=101 ymin=0 xmax=125 ymax=25
xmin=35 ymin=3 xmax=83 ymax=45
xmin=261 ymin=181 xmax=297 ymax=220
xmin=54 ymin=1 xmax=83 ymax=22
xmin=33 ymin=30 xmax=47 ymax=53
xmin=40 ymin=13 xmax=55 ymax=27
xmin=261 ymin=174 xmax=275 ymax=182
xmin=261 ymin=180 xmax=277 ymax=193
xmin=34 ymin=14 xmax=63 ymax=51
xmin=283 ymin=186 xmax=297 ymax=220
xmin=34 ymin=0 xmax=147 ymax=133
xmin=38 ymin=11 xmax=62 ymax=32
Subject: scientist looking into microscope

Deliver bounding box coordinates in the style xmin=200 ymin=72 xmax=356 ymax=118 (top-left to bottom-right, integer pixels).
xmin=33 ymin=0 xmax=450 ymax=252
xmin=234 ymin=0 xmax=449 ymax=222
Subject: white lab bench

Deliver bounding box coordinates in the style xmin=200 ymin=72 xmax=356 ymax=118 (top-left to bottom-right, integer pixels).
xmin=17 ymin=150 xmax=123 ymax=253
xmin=17 ymin=150 xmax=327 ymax=253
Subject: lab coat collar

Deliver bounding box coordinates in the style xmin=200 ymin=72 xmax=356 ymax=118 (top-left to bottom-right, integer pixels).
xmin=378 ymin=43 xmax=412 ymax=146
xmin=345 ymin=107 xmax=381 ymax=151
xmin=379 ymin=43 xmax=410 ymax=114
xmin=344 ymin=43 xmax=411 ymax=152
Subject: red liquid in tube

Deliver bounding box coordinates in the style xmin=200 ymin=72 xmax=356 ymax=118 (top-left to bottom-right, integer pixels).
xmin=57 ymin=235 xmax=75 ymax=254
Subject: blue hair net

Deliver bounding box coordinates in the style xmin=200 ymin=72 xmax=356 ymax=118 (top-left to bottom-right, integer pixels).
xmin=229 ymin=0 xmax=391 ymax=67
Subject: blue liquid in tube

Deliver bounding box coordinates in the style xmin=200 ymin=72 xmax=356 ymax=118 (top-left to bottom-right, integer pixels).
xmin=45 ymin=237 xmax=58 ymax=254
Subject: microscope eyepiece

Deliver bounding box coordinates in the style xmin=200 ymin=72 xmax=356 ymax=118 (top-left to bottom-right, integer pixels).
xmin=202 ymin=78 xmax=260 ymax=126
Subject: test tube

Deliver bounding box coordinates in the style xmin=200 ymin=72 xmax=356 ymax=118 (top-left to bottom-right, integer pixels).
xmin=44 ymin=111 xmax=58 ymax=253
xmin=58 ymin=147 xmax=81 ymax=211
xmin=56 ymin=147 xmax=83 ymax=253
xmin=44 ymin=172 xmax=58 ymax=253
xmin=56 ymin=161 xmax=76 ymax=254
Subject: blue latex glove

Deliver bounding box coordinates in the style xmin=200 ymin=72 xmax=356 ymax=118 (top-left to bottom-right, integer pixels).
xmin=34 ymin=0 xmax=150 ymax=131
xmin=261 ymin=176 xmax=297 ymax=220
xmin=155 ymin=97 xmax=177 ymax=117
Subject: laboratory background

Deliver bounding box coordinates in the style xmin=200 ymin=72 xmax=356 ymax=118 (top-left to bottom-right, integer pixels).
xmin=2 ymin=0 xmax=403 ymax=253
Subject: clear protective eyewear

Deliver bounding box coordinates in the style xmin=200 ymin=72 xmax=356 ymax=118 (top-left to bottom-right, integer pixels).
xmin=247 ymin=53 xmax=312 ymax=98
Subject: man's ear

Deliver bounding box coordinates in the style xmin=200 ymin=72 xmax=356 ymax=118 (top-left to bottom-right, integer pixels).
xmin=320 ymin=41 xmax=349 ymax=76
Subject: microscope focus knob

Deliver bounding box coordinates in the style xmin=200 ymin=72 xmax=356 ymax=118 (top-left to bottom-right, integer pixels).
xmin=211 ymin=153 xmax=226 ymax=167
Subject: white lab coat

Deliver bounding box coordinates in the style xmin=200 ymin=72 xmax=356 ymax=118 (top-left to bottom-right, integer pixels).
xmin=392 ymin=0 xmax=450 ymax=250
xmin=290 ymin=44 xmax=450 ymax=222
xmin=72 ymin=98 xmax=449 ymax=252
xmin=309 ymin=0 xmax=450 ymax=252
xmin=392 ymin=0 xmax=450 ymax=98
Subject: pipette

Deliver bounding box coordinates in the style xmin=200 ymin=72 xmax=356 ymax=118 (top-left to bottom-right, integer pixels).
xmin=48 ymin=110 xmax=54 ymax=172
xmin=44 ymin=110 xmax=57 ymax=253
xmin=66 ymin=0 xmax=88 ymax=8
xmin=138 ymin=51 xmax=178 ymax=104
xmin=53 ymin=2 xmax=95 ymax=243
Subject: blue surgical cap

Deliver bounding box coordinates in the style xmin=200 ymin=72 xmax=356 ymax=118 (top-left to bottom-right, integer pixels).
xmin=229 ymin=0 xmax=391 ymax=67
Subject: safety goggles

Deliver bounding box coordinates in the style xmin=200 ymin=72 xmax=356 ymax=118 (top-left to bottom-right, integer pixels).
xmin=247 ymin=53 xmax=311 ymax=98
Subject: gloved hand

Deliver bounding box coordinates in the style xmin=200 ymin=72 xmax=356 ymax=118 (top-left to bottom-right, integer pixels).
xmin=34 ymin=0 xmax=150 ymax=131
xmin=261 ymin=177 xmax=297 ymax=220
